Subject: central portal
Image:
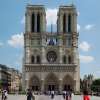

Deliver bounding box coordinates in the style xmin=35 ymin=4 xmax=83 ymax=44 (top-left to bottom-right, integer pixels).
xmin=44 ymin=73 xmax=59 ymax=92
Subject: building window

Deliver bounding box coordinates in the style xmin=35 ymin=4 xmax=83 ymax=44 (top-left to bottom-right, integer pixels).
xmin=37 ymin=13 xmax=40 ymax=32
xmin=31 ymin=56 xmax=34 ymax=63
xmin=37 ymin=55 xmax=41 ymax=64
xmin=63 ymin=14 xmax=66 ymax=33
xmin=63 ymin=56 xmax=66 ymax=64
xmin=68 ymin=14 xmax=71 ymax=32
xmin=31 ymin=13 xmax=35 ymax=32
xmin=68 ymin=55 xmax=71 ymax=64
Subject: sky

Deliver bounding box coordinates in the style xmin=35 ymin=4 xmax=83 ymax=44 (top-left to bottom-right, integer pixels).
xmin=0 ymin=0 xmax=100 ymax=79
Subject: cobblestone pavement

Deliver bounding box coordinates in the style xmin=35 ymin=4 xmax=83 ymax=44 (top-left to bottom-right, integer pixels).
xmin=0 ymin=95 xmax=100 ymax=100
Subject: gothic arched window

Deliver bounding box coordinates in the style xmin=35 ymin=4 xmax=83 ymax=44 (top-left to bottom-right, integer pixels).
xmin=63 ymin=14 xmax=66 ymax=33
xmin=37 ymin=55 xmax=41 ymax=64
xmin=68 ymin=14 xmax=71 ymax=32
xmin=68 ymin=55 xmax=71 ymax=64
xmin=31 ymin=55 xmax=35 ymax=63
xmin=63 ymin=56 xmax=67 ymax=64
xmin=32 ymin=13 xmax=35 ymax=32
xmin=37 ymin=13 xmax=40 ymax=32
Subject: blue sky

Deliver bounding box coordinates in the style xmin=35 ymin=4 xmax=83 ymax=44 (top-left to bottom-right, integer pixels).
xmin=0 ymin=0 xmax=100 ymax=78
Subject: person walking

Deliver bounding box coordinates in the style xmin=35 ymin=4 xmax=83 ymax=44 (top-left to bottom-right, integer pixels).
xmin=66 ymin=91 xmax=69 ymax=100
xmin=51 ymin=90 xmax=54 ymax=99
xmin=1 ymin=90 xmax=4 ymax=100
xmin=27 ymin=89 xmax=34 ymax=100
xmin=4 ymin=90 xmax=8 ymax=100
xmin=83 ymin=90 xmax=90 ymax=100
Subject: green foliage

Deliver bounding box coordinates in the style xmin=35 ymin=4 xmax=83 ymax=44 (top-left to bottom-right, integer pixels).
xmin=91 ymin=78 xmax=100 ymax=92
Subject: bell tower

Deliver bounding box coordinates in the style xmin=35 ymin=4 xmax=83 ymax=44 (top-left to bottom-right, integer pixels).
xmin=25 ymin=5 xmax=46 ymax=33
xmin=57 ymin=5 xmax=80 ymax=92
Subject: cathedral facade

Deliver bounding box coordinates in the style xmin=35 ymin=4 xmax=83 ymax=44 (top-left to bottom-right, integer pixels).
xmin=23 ymin=4 xmax=80 ymax=92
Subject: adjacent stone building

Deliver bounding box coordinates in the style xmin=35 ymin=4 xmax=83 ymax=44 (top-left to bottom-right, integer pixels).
xmin=9 ymin=68 xmax=22 ymax=93
xmin=0 ymin=64 xmax=22 ymax=93
xmin=0 ymin=64 xmax=11 ymax=92
xmin=23 ymin=4 xmax=80 ymax=92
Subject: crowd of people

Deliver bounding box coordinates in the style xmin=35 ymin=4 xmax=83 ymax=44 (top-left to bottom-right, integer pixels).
xmin=0 ymin=88 xmax=90 ymax=100
xmin=26 ymin=89 xmax=90 ymax=100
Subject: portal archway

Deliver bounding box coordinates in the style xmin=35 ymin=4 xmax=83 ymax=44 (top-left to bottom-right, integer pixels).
xmin=29 ymin=75 xmax=41 ymax=91
xmin=63 ymin=75 xmax=74 ymax=91
xmin=44 ymin=73 xmax=59 ymax=91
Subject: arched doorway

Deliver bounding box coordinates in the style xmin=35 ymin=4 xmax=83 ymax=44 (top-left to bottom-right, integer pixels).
xmin=44 ymin=73 xmax=59 ymax=92
xmin=63 ymin=75 xmax=74 ymax=91
xmin=29 ymin=75 xmax=41 ymax=91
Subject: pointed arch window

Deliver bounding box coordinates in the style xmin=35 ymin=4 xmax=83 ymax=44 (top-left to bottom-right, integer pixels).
xmin=63 ymin=56 xmax=67 ymax=64
xmin=37 ymin=13 xmax=40 ymax=32
xmin=31 ymin=13 xmax=35 ymax=32
xmin=63 ymin=14 xmax=66 ymax=33
xmin=31 ymin=55 xmax=35 ymax=64
xmin=68 ymin=14 xmax=71 ymax=32
xmin=37 ymin=55 xmax=41 ymax=64
xmin=68 ymin=55 xmax=71 ymax=64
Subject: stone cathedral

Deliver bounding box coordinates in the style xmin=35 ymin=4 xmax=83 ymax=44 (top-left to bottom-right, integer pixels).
xmin=23 ymin=4 xmax=80 ymax=93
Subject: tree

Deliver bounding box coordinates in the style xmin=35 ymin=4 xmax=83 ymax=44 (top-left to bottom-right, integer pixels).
xmin=91 ymin=78 xmax=100 ymax=92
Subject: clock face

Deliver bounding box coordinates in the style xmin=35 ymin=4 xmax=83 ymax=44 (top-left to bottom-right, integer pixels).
xmin=47 ymin=51 xmax=57 ymax=63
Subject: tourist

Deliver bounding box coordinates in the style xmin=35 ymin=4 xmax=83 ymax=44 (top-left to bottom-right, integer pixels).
xmin=4 ymin=90 xmax=8 ymax=100
xmin=51 ymin=90 xmax=54 ymax=99
xmin=66 ymin=91 xmax=69 ymax=100
xmin=27 ymin=89 xmax=35 ymax=100
xmin=1 ymin=89 xmax=4 ymax=100
xmin=68 ymin=90 xmax=72 ymax=100
xmin=62 ymin=90 xmax=66 ymax=99
xmin=83 ymin=90 xmax=90 ymax=100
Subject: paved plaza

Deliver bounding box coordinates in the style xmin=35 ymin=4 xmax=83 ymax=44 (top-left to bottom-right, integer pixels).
xmin=0 ymin=95 xmax=100 ymax=100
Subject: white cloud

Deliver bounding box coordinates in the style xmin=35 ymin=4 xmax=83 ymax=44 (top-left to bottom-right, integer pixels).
xmin=85 ymin=24 xmax=95 ymax=31
xmin=0 ymin=42 xmax=3 ymax=47
xmin=21 ymin=16 xmax=25 ymax=24
xmin=77 ymin=24 xmax=80 ymax=32
xmin=79 ymin=55 xmax=94 ymax=63
xmin=46 ymin=8 xmax=58 ymax=26
xmin=8 ymin=33 xmax=24 ymax=48
xmin=79 ymin=41 xmax=91 ymax=52
xmin=77 ymin=11 xmax=80 ymax=16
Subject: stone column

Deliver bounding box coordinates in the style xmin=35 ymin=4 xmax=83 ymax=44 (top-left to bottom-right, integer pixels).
xmin=40 ymin=13 xmax=45 ymax=32
xmin=59 ymin=14 xmax=63 ymax=33
xmin=25 ymin=73 xmax=30 ymax=90
xmin=34 ymin=12 xmax=37 ymax=32
xmin=25 ymin=35 xmax=30 ymax=64
xmin=25 ymin=48 xmax=30 ymax=64
xmin=42 ymin=47 xmax=46 ymax=63
xmin=26 ymin=79 xmax=29 ymax=90
xmin=25 ymin=12 xmax=31 ymax=32
xmin=73 ymin=13 xmax=77 ymax=33
xmin=42 ymin=13 xmax=46 ymax=32
xmin=59 ymin=47 xmax=63 ymax=64
xmin=59 ymin=79 xmax=62 ymax=93
xmin=41 ymin=79 xmax=44 ymax=92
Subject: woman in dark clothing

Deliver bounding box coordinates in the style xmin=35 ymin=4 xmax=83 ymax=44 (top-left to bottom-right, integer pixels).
xmin=27 ymin=89 xmax=34 ymax=100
